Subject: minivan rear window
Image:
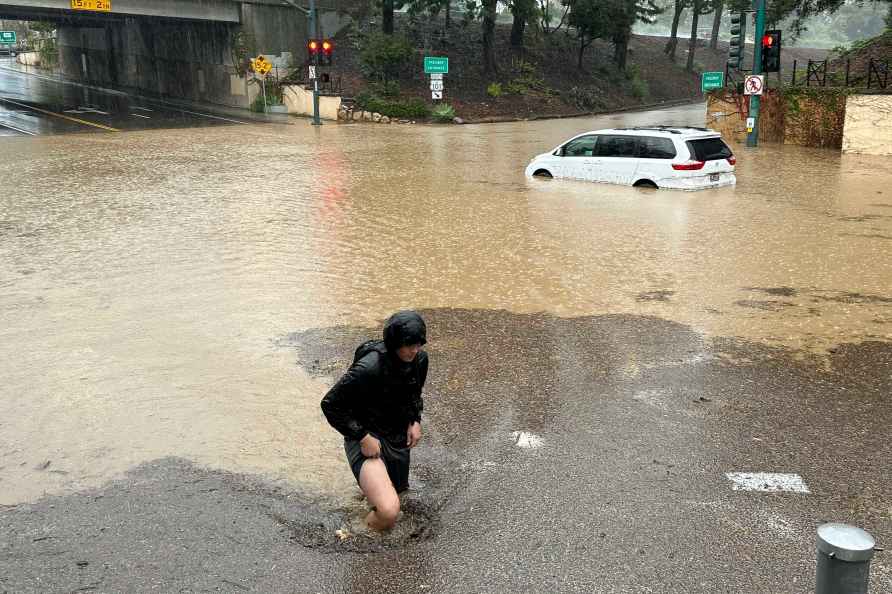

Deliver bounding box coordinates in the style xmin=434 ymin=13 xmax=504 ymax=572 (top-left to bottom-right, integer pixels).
xmin=686 ymin=138 xmax=733 ymax=161
xmin=638 ymin=137 xmax=677 ymax=159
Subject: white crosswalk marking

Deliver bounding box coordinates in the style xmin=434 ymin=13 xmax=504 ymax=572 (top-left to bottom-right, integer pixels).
xmin=726 ymin=472 xmax=810 ymax=493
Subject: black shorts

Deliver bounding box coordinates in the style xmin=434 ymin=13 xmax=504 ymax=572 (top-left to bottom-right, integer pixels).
xmin=344 ymin=436 xmax=410 ymax=494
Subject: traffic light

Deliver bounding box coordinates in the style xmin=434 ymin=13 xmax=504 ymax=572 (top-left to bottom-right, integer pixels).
xmin=321 ymin=39 xmax=333 ymax=66
xmin=307 ymin=38 xmax=321 ymax=65
xmin=761 ymin=30 xmax=781 ymax=73
xmin=727 ymin=13 xmax=746 ymax=70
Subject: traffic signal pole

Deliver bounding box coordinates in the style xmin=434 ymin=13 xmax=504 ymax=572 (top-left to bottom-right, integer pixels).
xmin=746 ymin=0 xmax=767 ymax=147
xmin=308 ymin=0 xmax=321 ymax=126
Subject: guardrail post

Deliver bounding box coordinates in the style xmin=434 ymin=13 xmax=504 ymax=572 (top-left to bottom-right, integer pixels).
xmin=816 ymin=523 xmax=877 ymax=594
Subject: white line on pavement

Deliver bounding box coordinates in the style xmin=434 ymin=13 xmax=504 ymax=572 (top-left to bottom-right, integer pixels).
xmin=170 ymin=106 xmax=250 ymax=125
xmin=130 ymin=113 xmax=151 ymax=119
xmin=0 ymin=121 xmax=36 ymax=135
xmin=511 ymin=431 xmax=544 ymax=449
xmin=725 ymin=472 xmax=810 ymax=493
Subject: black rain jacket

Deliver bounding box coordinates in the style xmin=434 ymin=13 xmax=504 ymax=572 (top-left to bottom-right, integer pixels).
xmin=320 ymin=311 xmax=429 ymax=447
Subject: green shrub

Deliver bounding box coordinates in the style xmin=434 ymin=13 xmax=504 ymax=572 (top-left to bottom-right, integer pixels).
xmin=368 ymin=80 xmax=401 ymax=98
xmin=250 ymin=94 xmax=267 ymax=112
xmin=431 ymin=103 xmax=456 ymax=122
xmin=487 ymin=82 xmax=503 ymax=97
xmin=355 ymin=92 xmax=430 ymax=119
xmin=506 ymin=81 xmax=527 ymax=95
xmin=249 ymin=79 xmax=283 ymax=112
xmin=627 ymin=65 xmax=648 ymax=100
xmin=630 ymin=76 xmax=649 ymax=100
xmin=359 ymin=33 xmax=414 ymax=83
xmin=36 ymin=38 xmax=58 ymax=70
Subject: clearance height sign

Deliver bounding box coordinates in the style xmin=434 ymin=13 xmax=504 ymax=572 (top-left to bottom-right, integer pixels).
xmin=71 ymin=0 xmax=111 ymax=11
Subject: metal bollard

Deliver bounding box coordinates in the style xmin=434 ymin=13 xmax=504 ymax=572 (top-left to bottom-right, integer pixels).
xmin=816 ymin=523 xmax=876 ymax=594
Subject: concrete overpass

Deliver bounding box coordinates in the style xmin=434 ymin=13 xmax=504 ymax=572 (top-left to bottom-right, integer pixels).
xmin=0 ymin=0 xmax=241 ymax=23
xmin=0 ymin=0 xmax=347 ymax=107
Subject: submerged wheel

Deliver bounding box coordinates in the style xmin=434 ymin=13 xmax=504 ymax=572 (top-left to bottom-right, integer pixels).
xmin=533 ymin=170 xmax=553 ymax=178
xmin=634 ymin=179 xmax=658 ymax=189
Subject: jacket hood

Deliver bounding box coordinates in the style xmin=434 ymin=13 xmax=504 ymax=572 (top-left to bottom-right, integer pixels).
xmin=383 ymin=310 xmax=427 ymax=352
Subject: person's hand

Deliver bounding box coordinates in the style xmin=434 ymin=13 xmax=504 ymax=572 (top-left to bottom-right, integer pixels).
xmin=407 ymin=422 xmax=422 ymax=448
xmin=360 ymin=434 xmax=381 ymax=458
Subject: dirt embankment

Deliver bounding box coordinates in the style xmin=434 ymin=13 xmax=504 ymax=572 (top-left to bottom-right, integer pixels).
xmin=324 ymin=21 xmax=827 ymax=122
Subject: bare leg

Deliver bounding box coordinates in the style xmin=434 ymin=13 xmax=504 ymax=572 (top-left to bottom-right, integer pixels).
xmin=359 ymin=458 xmax=400 ymax=531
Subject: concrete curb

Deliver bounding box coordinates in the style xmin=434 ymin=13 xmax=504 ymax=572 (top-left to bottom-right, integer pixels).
xmin=462 ymin=98 xmax=704 ymax=124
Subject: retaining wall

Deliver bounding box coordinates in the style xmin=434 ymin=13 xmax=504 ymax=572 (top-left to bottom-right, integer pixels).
xmin=842 ymin=94 xmax=892 ymax=156
xmin=706 ymin=88 xmax=880 ymax=152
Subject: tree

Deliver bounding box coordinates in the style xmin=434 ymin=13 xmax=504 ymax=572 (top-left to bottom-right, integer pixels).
xmin=618 ymin=0 xmax=660 ymax=68
xmin=383 ymin=0 xmax=395 ymax=33
xmin=537 ymin=0 xmax=572 ymax=35
xmin=685 ymin=0 xmax=715 ymax=71
xmin=568 ymin=0 xmax=660 ymax=70
xmin=481 ymin=0 xmax=499 ymax=72
xmin=664 ymin=0 xmax=687 ymax=60
xmin=510 ymin=0 xmax=538 ymax=47
xmin=709 ymin=0 xmax=723 ymax=50
xmin=567 ymin=0 xmax=609 ymax=69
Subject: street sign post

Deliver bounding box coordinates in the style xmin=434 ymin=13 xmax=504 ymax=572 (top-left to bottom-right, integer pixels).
xmin=430 ymin=80 xmax=444 ymax=92
xmin=308 ymin=65 xmax=316 ymax=80
xmin=431 ymin=90 xmax=443 ymax=100
xmin=744 ymin=75 xmax=764 ymax=95
xmin=423 ymin=57 xmax=448 ymax=75
xmin=430 ymin=72 xmax=443 ymax=81
xmin=0 ymin=31 xmax=16 ymax=44
xmin=251 ymin=56 xmax=272 ymax=113
xmin=701 ymin=71 xmax=724 ymax=92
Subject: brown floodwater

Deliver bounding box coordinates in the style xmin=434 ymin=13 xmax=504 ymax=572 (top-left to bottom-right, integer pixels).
xmin=1 ymin=103 xmax=890 ymax=505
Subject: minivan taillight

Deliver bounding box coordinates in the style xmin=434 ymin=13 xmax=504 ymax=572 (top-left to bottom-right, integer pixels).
xmin=672 ymin=161 xmax=705 ymax=171
xmin=727 ymin=156 xmax=737 ymax=165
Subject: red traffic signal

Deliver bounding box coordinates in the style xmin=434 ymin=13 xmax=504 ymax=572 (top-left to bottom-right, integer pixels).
xmin=322 ymin=39 xmax=333 ymax=56
xmin=308 ymin=38 xmax=320 ymax=56
xmin=760 ymin=30 xmax=782 ymax=73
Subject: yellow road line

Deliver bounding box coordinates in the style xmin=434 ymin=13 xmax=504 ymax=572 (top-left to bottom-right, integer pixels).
xmin=0 ymin=97 xmax=120 ymax=132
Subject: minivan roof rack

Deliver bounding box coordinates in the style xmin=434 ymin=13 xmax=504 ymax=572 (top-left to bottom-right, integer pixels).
xmin=614 ymin=125 xmax=714 ymax=134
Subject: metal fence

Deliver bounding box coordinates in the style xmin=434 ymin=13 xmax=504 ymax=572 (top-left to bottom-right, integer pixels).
xmin=789 ymin=58 xmax=889 ymax=90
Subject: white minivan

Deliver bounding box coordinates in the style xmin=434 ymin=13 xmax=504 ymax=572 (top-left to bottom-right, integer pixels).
xmin=525 ymin=126 xmax=736 ymax=190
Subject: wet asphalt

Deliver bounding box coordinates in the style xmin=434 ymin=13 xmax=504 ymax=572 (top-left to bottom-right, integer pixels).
xmin=3 ymin=309 xmax=890 ymax=593
xmin=0 ymin=59 xmax=259 ymax=135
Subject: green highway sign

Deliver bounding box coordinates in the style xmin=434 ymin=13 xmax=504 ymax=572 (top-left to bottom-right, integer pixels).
xmin=701 ymin=71 xmax=724 ymax=92
xmin=424 ymin=56 xmax=448 ymax=75
xmin=0 ymin=31 xmax=16 ymax=44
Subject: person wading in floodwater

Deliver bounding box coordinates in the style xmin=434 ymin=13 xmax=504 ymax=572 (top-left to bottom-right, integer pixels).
xmin=321 ymin=311 xmax=429 ymax=531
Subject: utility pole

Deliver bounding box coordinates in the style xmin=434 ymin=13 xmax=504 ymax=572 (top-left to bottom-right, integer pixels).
xmin=746 ymin=0 xmax=766 ymax=147
xmin=308 ymin=0 xmax=321 ymax=126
